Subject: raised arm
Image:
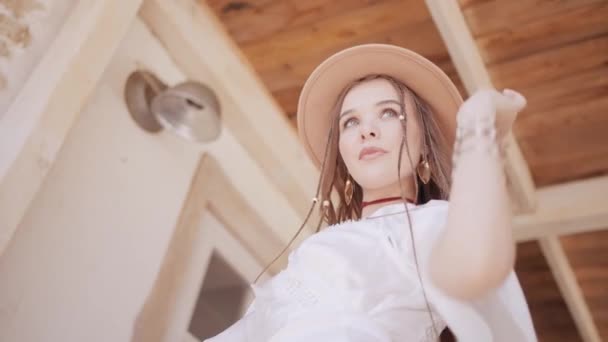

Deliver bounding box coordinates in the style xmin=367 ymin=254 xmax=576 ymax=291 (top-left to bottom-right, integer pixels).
xmin=428 ymin=89 xmax=527 ymax=300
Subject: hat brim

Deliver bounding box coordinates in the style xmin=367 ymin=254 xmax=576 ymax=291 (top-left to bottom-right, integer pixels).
xmin=297 ymin=44 xmax=463 ymax=169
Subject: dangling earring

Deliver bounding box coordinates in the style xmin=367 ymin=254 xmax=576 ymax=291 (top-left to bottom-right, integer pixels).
xmin=344 ymin=175 xmax=354 ymax=206
xmin=417 ymin=155 xmax=431 ymax=185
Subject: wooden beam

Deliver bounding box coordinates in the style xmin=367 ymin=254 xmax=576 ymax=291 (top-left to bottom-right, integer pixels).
xmin=539 ymin=236 xmax=603 ymax=342
xmin=425 ymin=0 xmax=537 ymax=214
xmin=139 ymin=0 xmax=318 ymax=221
xmin=205 ymin=127 xmax=309 ymax=247
xmin=514 ymin=175 xmax=608 ymax=241
xmin=425 ymin=2 xmax=602 ymax=340
xmin=0 ymin=0 xmax=143 ymax=256
xmin=202 ymin=156 xmax=291 ymax=273
xmin=131 ymin=155 xmax=279 ymax=342
xmin=516 ymin=177 xmax=607 ymax=341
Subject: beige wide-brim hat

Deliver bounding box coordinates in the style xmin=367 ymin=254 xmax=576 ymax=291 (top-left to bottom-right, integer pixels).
xmin=297 ymin=44 xmax=463 ymax=169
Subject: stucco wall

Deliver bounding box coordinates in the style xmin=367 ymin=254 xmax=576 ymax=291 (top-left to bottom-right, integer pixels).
xmin=0 ymin=0 xmax=75 ymax=113
xmin=0 ymin=18 xmax=200 ymax=341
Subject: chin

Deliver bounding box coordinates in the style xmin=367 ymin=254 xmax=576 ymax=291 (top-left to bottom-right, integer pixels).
xmin=355 ymin=171 xmax=398 ymax=190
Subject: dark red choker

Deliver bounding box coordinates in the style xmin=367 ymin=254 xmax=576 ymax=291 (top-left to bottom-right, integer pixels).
xmin=361 ymin=196 xmax=415 ymax=209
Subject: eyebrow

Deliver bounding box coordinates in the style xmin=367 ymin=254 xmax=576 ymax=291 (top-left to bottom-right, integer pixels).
xmin=339 ymin=99 xmax=402 ymax=119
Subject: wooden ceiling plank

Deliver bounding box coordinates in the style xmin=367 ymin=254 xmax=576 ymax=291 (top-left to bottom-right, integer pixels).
xmin=523 ymin=125 xmax=608 ymax=164
xmin=207 ymin=0 xmax=384 ymax=45
xmin=273 ymin=87 xmax=302 ymax=119
xmin=490 ymin=34 xmax=608 ymax=90
xmin=513 ymin=66 xmax=608 ymax=186
xmin=515 ymin=240 xmax=586 ymax=342
xmin=240 ymin=0 xmax=429 ymax=72
xmin=517 ymin=98 xmax=608 ymax=144
xmin=538 ymin=236 xmax=603 ymax=342
xmin=205 ymin=0 xmax=296 ymax=45
xmin=475 ymin=2 xmax=608 ymax=65
xmin=527 ymin=156 xmax=608 ymax=189
xmin=139 ymin=0 xmax=318 ymax=220
xmin=0 ymin=0 xmax=143 ymax=256
xmin=462 ymin=0 xmax=605 ymax=37
xmin=515 ymin=65 xmax=608 ymax=121
xmin=514 ymin=175 xmax=608 ymax=242
xmin=424 ymin=0 xmax=537 ymax=213
xmin=257 ymin=18 xmax=457 ymax=93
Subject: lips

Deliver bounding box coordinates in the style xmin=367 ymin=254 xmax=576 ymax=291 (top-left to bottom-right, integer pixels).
xmin=359 ymin=146 xmax=388 ymax=160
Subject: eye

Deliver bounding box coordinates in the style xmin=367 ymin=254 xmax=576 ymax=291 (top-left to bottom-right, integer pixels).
xmin=342 ymin=117 xmax=359 ymax=129
xmin=381 ymin=108 xmax=399 ymax=119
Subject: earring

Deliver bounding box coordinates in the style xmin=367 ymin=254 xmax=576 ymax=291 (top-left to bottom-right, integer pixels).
xmin=417 ymin=155 xmax=431 ymax=184
xmin=345 ymin=175 xmax=354 ymax=205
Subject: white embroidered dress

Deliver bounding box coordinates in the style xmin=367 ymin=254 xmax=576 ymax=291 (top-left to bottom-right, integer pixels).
xmin=205 ymin=200 xmax=538 ymax=341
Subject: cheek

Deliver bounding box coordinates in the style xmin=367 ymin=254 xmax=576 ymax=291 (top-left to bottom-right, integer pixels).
xmin=338 ymin=132 xmax=358 ymax=166
xmin=405 ymin=121 xmax=422 ymax=157
xmin=383 ymin=121 xmax=406 ymax=150
xmin=383 ymin=121 xmax=421 ymax=168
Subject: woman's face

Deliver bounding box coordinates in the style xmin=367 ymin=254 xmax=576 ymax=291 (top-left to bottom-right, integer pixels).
xmin=338 ymin=78 xmax=422 ymax=191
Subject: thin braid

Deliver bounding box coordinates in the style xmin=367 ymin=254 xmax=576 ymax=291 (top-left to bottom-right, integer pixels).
xmin=252 ymin=122 xmax=336 ymax=286
xmin=320 ymin=176 xmax=337 ymax=231
xmin=395 ymin=81 xmax=440 ymax=339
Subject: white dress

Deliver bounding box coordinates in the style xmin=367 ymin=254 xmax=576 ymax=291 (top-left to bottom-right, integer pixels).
xmin=205 ymin=200 xmax=538 ymax=341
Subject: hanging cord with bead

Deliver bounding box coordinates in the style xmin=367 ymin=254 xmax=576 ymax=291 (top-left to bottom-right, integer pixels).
xmin=396 ymin=92 xmax=441 ymax=339
xmin=251 ymin=123 xmax=336 ymax=286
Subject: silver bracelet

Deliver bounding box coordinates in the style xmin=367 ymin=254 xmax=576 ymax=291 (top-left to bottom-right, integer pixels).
xmin=451 ymin=115 xmax=508 ymax=174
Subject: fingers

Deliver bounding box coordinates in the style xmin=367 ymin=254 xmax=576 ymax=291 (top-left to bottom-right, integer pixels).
xmin=496 ymin=89 xmax=527 ymax=114
xmin=503 ymin=89 xmax=527 ymax=108
xmin=459 ymin=88 xmax=527 ymax=124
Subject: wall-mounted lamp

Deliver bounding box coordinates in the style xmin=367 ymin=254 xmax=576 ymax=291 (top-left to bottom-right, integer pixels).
xmin=124 ymin=70 xmax=222 ymax=143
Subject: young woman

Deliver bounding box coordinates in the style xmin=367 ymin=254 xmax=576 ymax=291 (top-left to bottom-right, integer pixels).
xmin=205 ymin=44 xmax=537 ymax=341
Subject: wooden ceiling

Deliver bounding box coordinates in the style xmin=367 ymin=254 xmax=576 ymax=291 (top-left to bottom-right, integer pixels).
xmin=517 ymin=231 xmax=608 ymax=341
xmin=207 ymin=0 xmax=608 ymax=188
xmin=205 ymin=0 xmax=608 ymax=340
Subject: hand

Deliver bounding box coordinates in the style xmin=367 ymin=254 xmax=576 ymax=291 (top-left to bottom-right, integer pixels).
xmin=457 ymin=88 xmax=527 ymax=143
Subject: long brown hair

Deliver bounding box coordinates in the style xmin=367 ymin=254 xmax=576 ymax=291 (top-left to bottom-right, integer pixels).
xmin=254 ymin=74 xmax=455 ymax=340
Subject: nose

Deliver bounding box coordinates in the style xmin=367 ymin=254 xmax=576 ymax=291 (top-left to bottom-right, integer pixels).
xmin=359 ymin=121 xmax=379 ymax=140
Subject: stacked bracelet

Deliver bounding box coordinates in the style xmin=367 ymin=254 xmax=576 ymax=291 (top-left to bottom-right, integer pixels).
xmin=451 ymin=114 xmax=508 ymax=175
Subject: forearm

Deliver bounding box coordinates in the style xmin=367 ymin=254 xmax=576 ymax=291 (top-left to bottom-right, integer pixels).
xmin=429 ymin=116 xmax=516 ymax=299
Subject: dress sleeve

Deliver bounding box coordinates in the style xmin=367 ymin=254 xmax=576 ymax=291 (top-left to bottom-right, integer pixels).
xmin=424 ymin=269 xmax=538 ymax=341
xmin=413 ymin=204 xmax=538 ymax=341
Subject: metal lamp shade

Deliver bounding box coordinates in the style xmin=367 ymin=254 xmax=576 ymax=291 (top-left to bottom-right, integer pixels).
xmin=125 ymin=70 xmax=222 ymax=143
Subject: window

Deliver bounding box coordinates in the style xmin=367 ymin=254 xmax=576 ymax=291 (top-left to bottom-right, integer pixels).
xmin=188 ymin=250 xmax=250 ymax=340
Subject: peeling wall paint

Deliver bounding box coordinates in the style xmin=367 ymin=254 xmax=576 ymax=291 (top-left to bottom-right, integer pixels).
xmin=0 ymin=0 xmax=74 ymax=114
xmin=0 ymin=0 xmax=43 ymax=91
xmin=0 ymin=12 xmax=32 ymax=49
xmin=2 ymin=0 xmax=45 ymax=18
